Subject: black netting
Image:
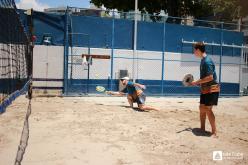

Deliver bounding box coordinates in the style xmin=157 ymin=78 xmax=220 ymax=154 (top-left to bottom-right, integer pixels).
xmin=0 ymin=0 xmax=32 ymax=104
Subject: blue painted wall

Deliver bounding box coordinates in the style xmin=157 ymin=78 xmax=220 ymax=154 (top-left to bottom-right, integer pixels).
xmin=65 ymin=79 xmax=239 ymax=96
xmin=27 ymin=11 xmax=244 ymax=56
xmin=17 ymin=11 xmax=243 ymax=96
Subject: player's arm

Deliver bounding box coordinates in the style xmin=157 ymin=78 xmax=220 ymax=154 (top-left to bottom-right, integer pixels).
xmin=133 ymin=83 xmax=146 ymax=89
xmin=191 ymin=75 xmax=213 ymax=86
xmin=192 ymin=62 xmax=214 ymax=86
xmin=106 ymin=91 xmax=125 ymax=96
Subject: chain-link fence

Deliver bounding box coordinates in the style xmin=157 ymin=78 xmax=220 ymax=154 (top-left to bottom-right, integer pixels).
xmin=67 ymin=32 xmax=90 ymax=94
xmin=0 ymin=0 xmax=32 ymax=112
xmin=241 ymin=48 xmax=248 ymax=95
xmin=0 ymin=1 xmax=33 ymax=165
xmin=62 ymin=7 xmax=247 ymax=96
xmin=66 ymin=13 xmax=113 ymax=94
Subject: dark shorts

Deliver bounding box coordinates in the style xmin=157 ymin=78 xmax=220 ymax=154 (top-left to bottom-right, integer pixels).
xmin=134 ymin=93 xmax=146 ymax=105
xmin=200 ymin=92 xmax=219 ymax=106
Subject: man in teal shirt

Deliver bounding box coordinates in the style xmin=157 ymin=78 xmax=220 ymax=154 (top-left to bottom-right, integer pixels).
xmin=191 ymin=42 xmax=220 ymax=137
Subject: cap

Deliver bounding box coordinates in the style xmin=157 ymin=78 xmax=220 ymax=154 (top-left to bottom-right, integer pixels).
xmin=120 ymin=77 xmax=130 ymax=81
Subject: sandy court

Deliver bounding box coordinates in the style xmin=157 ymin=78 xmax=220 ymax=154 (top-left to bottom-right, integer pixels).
xmin=0 ymin=95 xmax=248 ymax=165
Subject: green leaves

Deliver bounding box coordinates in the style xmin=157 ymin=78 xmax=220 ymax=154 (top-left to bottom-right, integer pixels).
xmin=90 ymin=0 xmax=247 ymax=21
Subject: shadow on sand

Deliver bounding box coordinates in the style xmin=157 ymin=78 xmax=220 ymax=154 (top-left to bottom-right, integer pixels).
xmin=177 ymin=127 xmax=212 ymax=137
xmin=95 ymin=104 xmax=148 ymax=112
xmin=120 ymin=105 xmax=148 ymax=112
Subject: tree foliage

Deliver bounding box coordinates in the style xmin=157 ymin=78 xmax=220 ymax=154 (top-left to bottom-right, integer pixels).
xmin=206 ymin=0 xmax=248 ymax=20
xmin=90 ymin=0 xmax=248 ymax=21
xmin=91 ymin=0 xmax=212 ymax=18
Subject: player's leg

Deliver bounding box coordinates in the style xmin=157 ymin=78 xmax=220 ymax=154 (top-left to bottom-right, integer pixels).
xmin=204 ymin=92 xmax=219 ymax=137
xmin=206 ymin=106 xmax=217 ymax=136
xmin=199 ymin=94 xmax=207 ymax=131
xmin=199 ymin=104 xmax=207 ymax=131
xmin=137 ymin=94 xmax=159 ymax=111
xmin=127 ymin=94 xmax=133 ymax=108
xmin=138 ymin=104 xmax=159 ymax=111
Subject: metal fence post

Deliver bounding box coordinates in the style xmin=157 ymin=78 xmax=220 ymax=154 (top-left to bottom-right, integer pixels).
xmin=86 ymin=37 xmax=91 ymax=94
xmin=161 ymin=19 xmax=166 ymax=95
xmin=219 ymin=22 xmax=224 ymax=96
xmin=239 ymin=46 xmax=243 ymax=96
xmin=133 ymin=0 xmax=138 ymax=83
xmin=63 ymin=6 xmax=69 ymax=95
xmin=110 ymin=10 xmax=115 ymax=91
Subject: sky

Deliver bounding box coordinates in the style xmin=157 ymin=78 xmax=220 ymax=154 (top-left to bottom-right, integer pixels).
xmin=15 ymin=0 xmax=91 ymax=11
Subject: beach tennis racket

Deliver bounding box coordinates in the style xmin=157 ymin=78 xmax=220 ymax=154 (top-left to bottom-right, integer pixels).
xmin=182 ymin=74 xmax=194 ymax=87
xmin=96 ymin=86 xmax=114 ymax=95
xmin=96 ymin=86 xmax=107 ymax=93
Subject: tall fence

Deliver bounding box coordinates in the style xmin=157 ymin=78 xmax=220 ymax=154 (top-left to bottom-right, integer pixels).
xmin=0 ymin=0 xmax=32 ymax=112
xmin=27 ymin=7 xmax=248 ymax=96
xmin=60 ymin=8 xmax=247 ymax=96
xmin=0 ymin=1 xmax=33 ymax=165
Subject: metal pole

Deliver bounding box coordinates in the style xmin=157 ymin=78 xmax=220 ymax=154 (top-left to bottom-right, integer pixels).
xmin=86 ymin=37 xmax=91 ymax=94
xmin=133 ymin=0 xmax=138 ymax=82
xmin=182 ymin=39 xmax=248 ymax=49
xmin=63 ymin=6 xmax=69 ymax=95
xmin=219 ymin=22 xmax=224 ymax=95
xmin=110 ymin=10 xmax=115 ymax=91
xmin=239 ymin=46 xmax=243 ymax=95
xmin=87 ymin=63 xmax=90 ymax=93
xmin=161 ymin=18 xmax=166 ymax=95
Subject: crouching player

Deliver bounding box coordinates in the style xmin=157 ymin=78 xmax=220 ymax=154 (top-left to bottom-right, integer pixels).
xmin=107 ymin=77 xmax=159 ymax=111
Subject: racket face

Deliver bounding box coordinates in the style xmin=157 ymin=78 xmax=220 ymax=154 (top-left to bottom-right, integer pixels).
xmin=96 ymin=86 xmax=106 ymax=92
xmin=182 ymin=74 xmax=194 ymax=86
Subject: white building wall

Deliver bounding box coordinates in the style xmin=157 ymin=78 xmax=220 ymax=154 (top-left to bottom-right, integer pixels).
xmin=32 ymin=46 xmax=245 ymax=93
xmin=33 ymin=45 xmax=64 ymax=91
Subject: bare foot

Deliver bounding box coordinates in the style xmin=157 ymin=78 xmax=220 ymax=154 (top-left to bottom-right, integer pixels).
xmin=148 ymin=109 xmax=160 ymax=112
xmin=149 ymin=108 xmax=159 ymax=111
xmin=211 ymin=132 xmax=218 ymax=138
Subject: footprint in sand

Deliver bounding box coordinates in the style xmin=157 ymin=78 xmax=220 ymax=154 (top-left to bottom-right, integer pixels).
xmin=170 ymin=109 xmax=178 ymax=113
xmin=185 ymin=109 xmax=192 ymax=113
xmin=236 ymin=137 xmax=248 ymax=142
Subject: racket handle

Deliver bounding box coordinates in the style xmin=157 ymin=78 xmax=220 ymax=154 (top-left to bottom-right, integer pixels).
xmin=105 ymin=91 xmax=111 ymax=95
xmin=106 ymin=91 xmax=120 ymax=95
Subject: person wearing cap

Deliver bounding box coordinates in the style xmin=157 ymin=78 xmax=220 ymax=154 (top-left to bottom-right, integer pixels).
xmin=107 ymin=77 xmax=159 ymax=111
xmin=190 ymin=42 xmax=220 ymax=137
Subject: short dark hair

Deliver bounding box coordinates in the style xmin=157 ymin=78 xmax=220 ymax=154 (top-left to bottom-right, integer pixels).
xmin=193 ymin=42 xmax=205 ymax=53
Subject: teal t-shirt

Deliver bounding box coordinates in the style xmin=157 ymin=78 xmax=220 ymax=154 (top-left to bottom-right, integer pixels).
xmin=200 ymin=55 xmax=218 ymax=86
xmin=121 ymin=81 xmax=136 ymax=94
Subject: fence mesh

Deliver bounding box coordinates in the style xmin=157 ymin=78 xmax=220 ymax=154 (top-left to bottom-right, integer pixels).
xmin=241 ymin=48 xmax=248 ymax=95
xmin=0 ymin=1 xmax=33 ymax=165
xmin=0 ymin=0 xmax=31 ymax=107
xmin=62 ymin=7 xmax=247 ymax=96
